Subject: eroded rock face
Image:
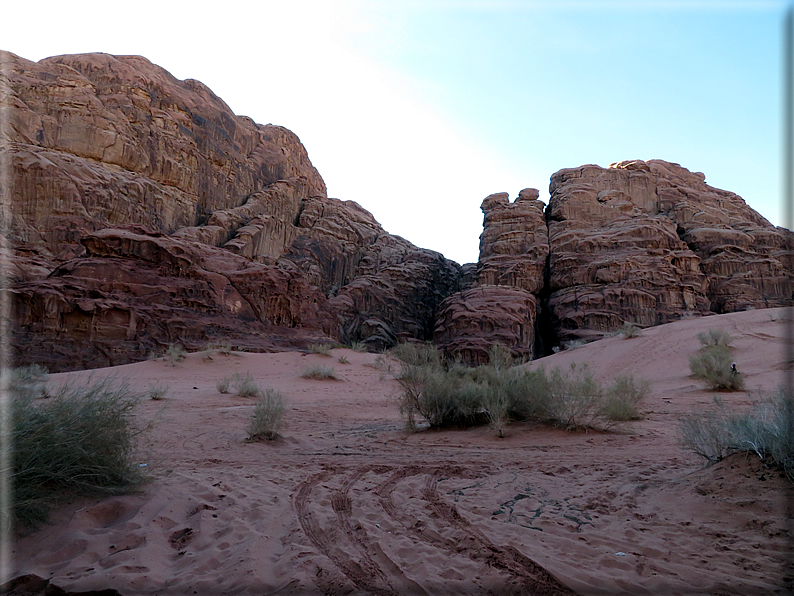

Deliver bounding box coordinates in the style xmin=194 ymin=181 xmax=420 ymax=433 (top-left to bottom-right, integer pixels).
xmin=434 ymin=189 xmax=548 ymax=363
xmin=4 ymin=51 xmax=460 ymax=370
xmin=433 ymin=286 xmax=537 ymax=366
xmin=546 ymin=159 xmax=792 ymax=344
xmin=437 ymin=159 xmax=791 ymax=360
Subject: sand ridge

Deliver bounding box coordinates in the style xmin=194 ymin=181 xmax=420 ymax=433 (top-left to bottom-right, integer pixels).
xmin=11 ymin=308 xmax=793 ymax=594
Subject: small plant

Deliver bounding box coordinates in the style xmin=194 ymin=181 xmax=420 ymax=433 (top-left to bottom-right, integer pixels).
xmin=216 ymin=376 xmax=232 ymax=394
xmin=620 ymin=322 xmax=642 ymax=339
xmin=689 ymin=330 xmax=744 ymax=391
xmin=165 ymin=343 xmax=186 ymax=367
xmin=308 ymin=343 xmax=333 ymax=357
xmin=11 ymin=376 xmax=144 ymax=527
xmin=247 ymin=388 xmax=286 ymax=441
xmin=148 ymin=382 xmax=169 ymax=400
xmin=337 ymin=355 xmax=350 ymax=364
xmin=600 ymin=375 xmax=649 ymax=421
xmin=233 ymin=372 xmax=260 ymax=397
xmin=349 ymin=341 xmax=367 ymax=353
xmin=300 ymin=365 xmax=340 ymax=380
xmin=696 ymin=328 xmax=733 ymax=348
xmin=11 ymin=364 xmax=49 ymax=400
xmin=563 ymin=339 xmax=588 ymax=351
xmin=539 ymin=363 xmax=604 ymax=430
xmin=206 ymin=341 xmax=233 ymax=355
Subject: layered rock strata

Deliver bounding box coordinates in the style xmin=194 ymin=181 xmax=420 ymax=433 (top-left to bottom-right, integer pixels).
xmin=437 ymin=160 xmax=791 ymax=360
xmin=4 ymin=51 xmax=459 ymax=370
xmin=434 ymin=189 xmax=548 ymax=364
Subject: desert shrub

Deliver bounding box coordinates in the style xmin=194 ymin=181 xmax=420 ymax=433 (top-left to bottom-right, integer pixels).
xmin=165 ymin=343 xmax=186 ymax=367
xmin=308 ymin=343 xmax=333 ymax=357
xmin=11 ymin=364 xmax=49 ymax=400
xmin=390 ymin=342 xmax=441 ymax=367
xmin=600 ymin=375 xmax=650 ymax=421
xmin=678 ymin=389 xmax=794 ymax=479
xmin=620 ymin=322 xmax=642 ymax=339
xmin=11 ymin=376 xmax=144 ymax=527
xmin=696 ymin=328 xmax=733 ymax=349
xmin=678 ymin=401 xmax=735 ymax=462
xmin=247 ymin=388 xmax=286 ymax=441
xmin=689 ymin=344 xmax=744 ymax=391
xmin=337 ymin=355 xmax=350 ymax=364
xmin=538 ymin=364 xmax=604 ymax=429
xmin=216 ymin=376 xmax=231 ymax=394
xmin=349 ymin=341 xmax=367 ymax=353
xmin=300 ymin=365 xmax=339 ymax=380
xmin=563 ymin=339 xmax=588 ymax=351
xmin=233 ymin=372 xmax=260 ymax=397
xmin=148 ymin=382 xmax=169 ymax=400
xmin=206 ymin=341 xmax=233 ymax=355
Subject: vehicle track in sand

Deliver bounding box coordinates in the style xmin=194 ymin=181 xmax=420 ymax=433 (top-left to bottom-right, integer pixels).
xmin=294 ymin=464 xmax=575 ymax=595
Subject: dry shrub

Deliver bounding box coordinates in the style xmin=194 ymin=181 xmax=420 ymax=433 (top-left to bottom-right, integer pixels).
xmin=300 ymin=365 xmax=339 ymax=380
xmin=148 ymin=382 xmax=169 ymax=400
xmin=689 ymin=330 xmax=744 ymax=391
xmin=216 ymin=376 xmax=231 ymax=394
xmin=600 ymin=375 xmax=650 ymax=421
xmin=308 ymin=343 xmax=333 ymax=357
xmin=11 ymin=375 xmax=144 ymax=527
xmin=247 ymin=388 xmax=286 ymax=441
xmin=165 ymin=343 xmax=186 ymax=367
xmin=679 ymin=389 xmax=794 ymax=480
xmin=233 ymin=372 xmax=261 ymax=397
xmin=620 ymin=322 xmax=642 ymax=339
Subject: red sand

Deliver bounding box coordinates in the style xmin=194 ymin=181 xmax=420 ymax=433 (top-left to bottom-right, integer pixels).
xmin=11 ymin=308 xmax=793 ymax=594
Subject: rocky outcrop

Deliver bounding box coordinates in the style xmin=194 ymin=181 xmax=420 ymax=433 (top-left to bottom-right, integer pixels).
xmin=437 ymin=159 xmax=792 ymax=360
xmin=4 ymin=51 xmax=460 ymax=370
xmin=434 ymin=189 xmax=548 ymax=363
xmin=434 ymin=286 xmax=538 ymax=365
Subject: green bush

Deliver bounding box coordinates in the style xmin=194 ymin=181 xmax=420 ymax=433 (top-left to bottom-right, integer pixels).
xmin=696 ymin=328 xmax=733 ymax=348
xmin=300 ymin=365 xmax=339 ymax=380
xmin=386 ymin=341 xmax=650 ymax=433
xmin=337 ymin=355 xmax=350 ymax=364
xmin=247 ymin=388 xmax=286 ymax=441
xmin=600 ymin=375 xmax=650 ymax=421
xmin=11 ymin=375 xmax=144 ymax=527
xmin=689 ymin=343 xmax=744 ymax=391
xmin=679 ymin=389 xmax=794 ymax=479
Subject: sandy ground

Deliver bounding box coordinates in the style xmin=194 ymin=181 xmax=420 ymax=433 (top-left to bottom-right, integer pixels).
xmin=10 ymin=307 xmax=794 ymax=595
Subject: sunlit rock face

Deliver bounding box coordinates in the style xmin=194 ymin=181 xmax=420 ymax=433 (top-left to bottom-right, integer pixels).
xmin=436 ymin=159 xmax=792 ymax=360
xmin=4 ymin=51 xmax=459 ymax=370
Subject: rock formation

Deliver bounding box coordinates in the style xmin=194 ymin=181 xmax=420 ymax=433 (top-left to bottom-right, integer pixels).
xmin=433 ymin=189 xmax=548 ymax=364
xmin=436 ymin=159 xmax=791 ymax=362
xmin=3 ymin=51 xmax=459 ymax=370
xmin=4 ymin=50 xmax=790 ymax=371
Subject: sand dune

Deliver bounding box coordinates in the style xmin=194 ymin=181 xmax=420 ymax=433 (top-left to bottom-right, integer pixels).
xmin=11 ymin=308 xmax=793 ymax=594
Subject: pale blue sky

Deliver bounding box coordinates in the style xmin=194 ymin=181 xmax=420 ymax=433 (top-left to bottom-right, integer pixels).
xmin=3 ymin=0 xmax=790 ymax=264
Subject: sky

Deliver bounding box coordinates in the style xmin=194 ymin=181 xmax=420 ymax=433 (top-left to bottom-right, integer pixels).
xmin=3 ymin=0 xmax=790 ymax=264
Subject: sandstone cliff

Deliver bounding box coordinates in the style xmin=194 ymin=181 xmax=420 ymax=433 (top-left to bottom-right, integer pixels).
xmin=435 ymin=159 xmax=791 ymax=363
xmin=4 ymin=51 xmax=790 ymax=371
xmin=3 ymin=51 xmax=459 ymax=370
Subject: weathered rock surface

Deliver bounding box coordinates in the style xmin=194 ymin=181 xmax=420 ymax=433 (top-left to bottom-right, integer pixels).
xmin=546 ymin=159 xmax=792 ymax=344
xmin=434 ymin=286 xmax=538 ymax=365
xmin=4 ymin=51 xmax=460 ymax=370
xmin=438 ymin=159 xmax=791 ymax=359
xmin=434 ymin=189 xmax=548 ymax=363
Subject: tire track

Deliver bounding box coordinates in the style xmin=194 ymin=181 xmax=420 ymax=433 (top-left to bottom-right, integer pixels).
xmin=295 ymin=464 xmax=576 ymax=595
